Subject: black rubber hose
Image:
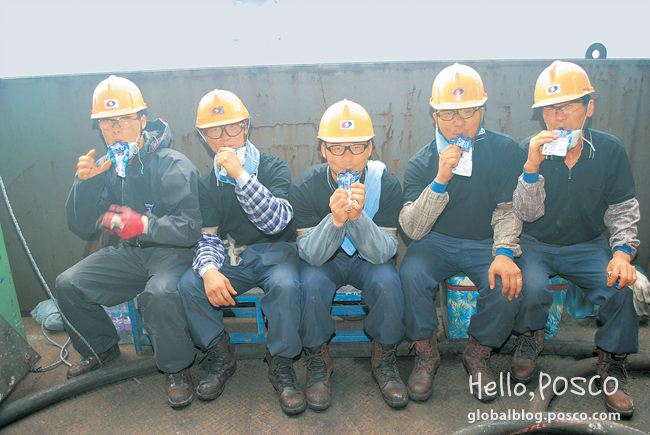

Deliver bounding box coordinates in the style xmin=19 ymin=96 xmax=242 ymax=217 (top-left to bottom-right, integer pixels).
xmin=0 ymin=357 xmax=157 ymax=428
xmin=451 ymin=418 xmax=645 ymax=435
xmin=0 ymin=340 xmax=637 ymax=428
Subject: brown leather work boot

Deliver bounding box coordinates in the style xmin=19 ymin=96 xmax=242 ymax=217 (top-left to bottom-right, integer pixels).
xmin=462 ymin=335 xmax=497 ymax=402
xmin=264 ymin=351 xmax=307 ymax=415
xmin=370 ymin=341 xmax=408 ymax=408
xmin=595 ymin=347 xmax=634 ymax=418
xmin=196 ymin=331 xmax=237 ymax=401
xmin=510 ymin=329 xmax=545 ymax=384
xmin=67 ymin=344 xmax=120 ymax=379
xmin=166 ymin=368 xmax=194 ymax=408
xmin=304 ymin=343 xmax=333 ymax=411
xmin=407 ymin=332 xmax=441 ymax=401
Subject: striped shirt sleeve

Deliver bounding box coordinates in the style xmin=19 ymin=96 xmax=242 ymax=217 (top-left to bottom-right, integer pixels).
xmin=235 ymin=173 xmax=293 ymax=235
xmin=192 ymin=232 xmax=225 ymax=277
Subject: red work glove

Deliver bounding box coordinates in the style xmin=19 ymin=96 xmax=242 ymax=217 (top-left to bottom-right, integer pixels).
xmin=96 ymin=205 xmax=145 ymax=240
xmin=111 ymin=205 xmax=145 ymax=239
xmin=96 ymin=208 xmax=121 ymax=234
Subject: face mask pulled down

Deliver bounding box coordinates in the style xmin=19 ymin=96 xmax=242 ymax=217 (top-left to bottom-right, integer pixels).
xmin=107 ymin=141 xmax=139 ymax=177
xmin=436 ymin=128 xmax=474 ymax=177
xmin=214 ymin=146 xmax=247 ymax=179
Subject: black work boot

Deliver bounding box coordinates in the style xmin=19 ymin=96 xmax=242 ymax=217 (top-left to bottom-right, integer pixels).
xmin=166 ymin=368 xmax=194 ymax=409
xmin=462 ymin=335 xmax=497 ymax=402
xmin=67 ymin=344 xmax=120 ymax=378
xmin=510 ymin=329 xmax=545 ymax=384
xmin=304 ymin=343 xmax=334 ymax=411
xmin=407 ymin=332 xmax=441 ymax=401
xmin=264 ymin=351 xmax=307 ymax=415
xmin=370 ymin=341 xmax=408 ymax=408
xmin=196 ymin=331 xmax=237 ymax=401
xmin=595 ymin=347 xmax=634 ymax=418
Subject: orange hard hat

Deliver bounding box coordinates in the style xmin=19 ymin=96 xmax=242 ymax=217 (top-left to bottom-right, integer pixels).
xmin=430 ymin=63 xmax=488 ymax=110
xmin=532 ymin=61 xmax=595 ymax=108
xmin=317 ymin=99 xmax=375 ymax=143
xmin=196 ymin=89 xmax=250 ymax=129
xmin=91 ymin=75 xmax=147 ymax=119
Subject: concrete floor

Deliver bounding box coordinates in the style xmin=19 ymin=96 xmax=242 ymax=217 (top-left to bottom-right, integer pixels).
xmin=2 ymin=312 xmax=650 ymax=435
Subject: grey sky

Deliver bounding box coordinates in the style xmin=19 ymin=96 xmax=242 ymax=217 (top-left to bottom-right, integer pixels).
xmin=1 ymin=0 xmax=648 ymax=78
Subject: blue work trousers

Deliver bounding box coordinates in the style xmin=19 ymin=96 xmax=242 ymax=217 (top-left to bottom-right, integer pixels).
xmin=400 ymin=231 xmax=520 ymax=348
xmin=178 ymin=241 xmax=302 ymax=358
xmin=299 ymin=250 xmax=404 ymax=347
xmin=516 ymin=233 xmax=639 ymax=354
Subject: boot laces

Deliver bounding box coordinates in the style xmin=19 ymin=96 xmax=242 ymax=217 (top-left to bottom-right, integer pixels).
xmin=305 ymin=349 xmax=329 ymax=384
xmin=273 ymin=356 xmax=299 ymax=389
xmin=514 ymin=333 xmax=540 ymax=361
xmin=411 ymin=340 xmax=434 ymax=371
xmin=470 ymin=343 xmax=491 ymax=371
xmin=206 ymin=343 xmax=231 ymax=374
xmin=168 ymin=370 xmax=190 ymax=388
xmin=377 ymin=348 xmax=399 ymax=381
xmin=598 ymin=357 xmax=629 ymax=394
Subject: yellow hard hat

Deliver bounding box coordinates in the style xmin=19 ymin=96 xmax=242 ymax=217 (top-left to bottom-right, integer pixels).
xmin=430 ymin=63 xmax=488 ymax=110
xmin=91 ymin=75 xmax=147 ymax=119
xmin=532 ymin=61 xmax=595 ymax=108
xmin=196 ymin=89 xmax=250 ymax=129
xmin=317 ymin=99 xmax=375 ymax=143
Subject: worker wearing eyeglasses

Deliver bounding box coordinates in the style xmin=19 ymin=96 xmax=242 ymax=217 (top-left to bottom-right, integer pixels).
xmin=176 ymin=89 xmax=305 ymax=415
xmin=56 ymin=75 xmax=202 ymax=408
xmin=513 ymin=61 xmax=641 ymax=418
xmin=399 ymin=63 xmax=525 ymax=404
xmin=289 ymin=99 xmax=406 ymax=410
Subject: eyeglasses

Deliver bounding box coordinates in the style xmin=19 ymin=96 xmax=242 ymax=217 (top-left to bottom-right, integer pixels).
xmin=435 ymin=107 xmax=481 ymax=121
xmin=98 ymin=115 xmax=141 ymax=131
xmin=542 ymin=101 xmax=584 ymax=117
xmin=325 ymin=142 xmax=369 ymax=156
xmin=202 ymin=121 xmax=246 ymax=140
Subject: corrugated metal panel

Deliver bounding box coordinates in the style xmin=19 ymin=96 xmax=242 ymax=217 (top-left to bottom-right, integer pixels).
xmin=1 ymin=59 xmax=649 ymax=310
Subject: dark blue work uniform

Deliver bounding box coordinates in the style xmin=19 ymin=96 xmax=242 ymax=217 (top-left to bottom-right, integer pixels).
xmin=515 ymin=128 xmax=639 ymax=354
xmin=400 ymin=130 xmax=524 ymax=347
xmin=178 ymin=153 xmax=303 ymax=358
xmin=290 ymin=163 xmax=405 ymax=346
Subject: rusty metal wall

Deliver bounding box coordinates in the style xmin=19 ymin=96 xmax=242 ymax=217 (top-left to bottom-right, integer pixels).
xmin=1 ymin=59 xmax=649 ymax=311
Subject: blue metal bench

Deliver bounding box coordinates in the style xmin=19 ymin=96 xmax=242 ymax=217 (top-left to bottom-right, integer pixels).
xmin=129 ymin=285 xmax=368 ymax=354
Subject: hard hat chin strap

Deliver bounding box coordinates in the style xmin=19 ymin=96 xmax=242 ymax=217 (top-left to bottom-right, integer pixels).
xmin=244 ymin=119 xmax=251 ymax=142
xmin=478 ymin=109 xmax=486 ymax=133
xmin=131 ymin=119 xmax=145 ymax=175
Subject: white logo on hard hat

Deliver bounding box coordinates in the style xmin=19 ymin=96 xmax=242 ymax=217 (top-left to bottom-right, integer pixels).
xmin=546 ymin=85 xmax=561 ymax=96
xmin=340 ymin=120 xmax=355 ymax=130
xmin=104 ymin=99 xmax=119 ymax=109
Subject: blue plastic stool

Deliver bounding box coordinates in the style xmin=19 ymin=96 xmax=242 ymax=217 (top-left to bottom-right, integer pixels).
xmin=330 ymin=285 xmax=368 ymax=342
xmin=129 ymin=285 xmax=370 ymax=353
xmin=129 ymin=299 xmax=150 ymax=355
xmin=439 ymin=274 xmax=569 ymax=340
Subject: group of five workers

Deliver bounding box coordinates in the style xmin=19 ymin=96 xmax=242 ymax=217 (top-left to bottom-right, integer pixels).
xmin=55 ymin=61 xmax=642 ymax=419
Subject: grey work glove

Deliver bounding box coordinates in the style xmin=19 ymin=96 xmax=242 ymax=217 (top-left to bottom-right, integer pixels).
xmin=631 ymin=272 xmax=650 ymax=317
xmin=224 ymin=233 xmax=247 ymax=266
